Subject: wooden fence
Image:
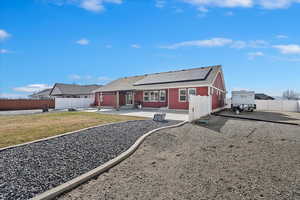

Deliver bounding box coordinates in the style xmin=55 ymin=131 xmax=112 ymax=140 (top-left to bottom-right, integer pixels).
xmin=0 ymin=99 xmax=55 ymax=111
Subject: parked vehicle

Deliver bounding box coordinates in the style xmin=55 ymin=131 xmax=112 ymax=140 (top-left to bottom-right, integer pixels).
xmin=231 ymin=91 xmax=256 ymax=114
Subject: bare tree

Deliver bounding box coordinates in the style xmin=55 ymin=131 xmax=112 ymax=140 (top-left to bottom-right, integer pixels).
xmin=282 ymin=89 xmax=300 ymax=100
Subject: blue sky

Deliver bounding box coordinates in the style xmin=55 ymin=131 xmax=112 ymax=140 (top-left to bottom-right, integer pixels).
xmin=1 ymin=0 xmax=300 ymax=98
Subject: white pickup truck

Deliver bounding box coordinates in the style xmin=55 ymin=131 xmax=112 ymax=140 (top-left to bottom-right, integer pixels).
xmin=231 ymin=91 xmax=256 ymax=114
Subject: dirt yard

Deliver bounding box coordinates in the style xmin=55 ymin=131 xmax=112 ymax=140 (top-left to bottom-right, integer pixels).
xmin=60 ymin=116 xmax=300 ymax=200
xmin=0 ymin=112 xmax=144 ymax=148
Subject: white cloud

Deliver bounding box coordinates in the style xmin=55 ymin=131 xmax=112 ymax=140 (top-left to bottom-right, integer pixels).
xmin=43 ymin=0 xmax=122 ymax=12
xmin=160 ymin=38 xmax=269 ymax=49
xmin=0 ymin=49 xmax=10 ymax=54
xmin=76 ymin=38 xmax=90 ymax=45
xmin=273 ymin=44 xmax=300 ymax=54
xmin=155 ymin=0 xmax=166 ymax=8
xmin=248 ymin=40 xmax=269 ymax=48
xmin=225 ymin=11 xmax=234 ymax=16
xmin=197 ymin=6 xmax=209 ymax=13
xmin=13 ymin=84 xmax=52 ymax=93
xmin=69 ymin=74 xmax=82 ymax=80
xmin=0 ymin=29 xmax=10 ymax=41
xmin=69 ymin=74 xmax=110 ymax=84
xmin=230 ymin=41 xmax=247 ymax=49
xmin=131 ymin=44 xmax=141 ymax=48
xmin=181 ymin=0 xmax=300 ymax=9
xmin=80 ymin=0 xmax=103 ymax=12
xmin=161 ymin=38 xmax=233 ymax=49
xmin=276 ymin=34 xmax=288 ymax=39
xmin=270 ymin=56 xmax=300 ymax=62
xmin=231 ymin=40 xmax=268 ymax=49
xmin=247 ymin=51 xmax=264 ymax=59
xmin=182 ymin=0 xmax=253 ymax=8
xmin=97 ymin=76 xmax=112 ymax=82
xmin=259 ymin=0 xmax=300 ymax=9
xmin=0 ymin=93 xmax=28 ymax=99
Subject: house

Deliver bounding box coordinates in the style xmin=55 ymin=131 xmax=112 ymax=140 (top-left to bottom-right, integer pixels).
xmin=94 ymin=65 xmax=226 ymax=110
xmin=50 ymin=83 xmax=102 ymax=99
xmin=29 ymin=88 xmax=52 ymax=99
xmin=255 ymin=93 xmax=275 ymax=100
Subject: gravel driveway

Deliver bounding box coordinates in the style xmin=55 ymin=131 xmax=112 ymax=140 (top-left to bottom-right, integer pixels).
xmin=60 ymin=116 xmax=300 ymax=200
xmin=0 ymin=120 xmax=179 ymax=200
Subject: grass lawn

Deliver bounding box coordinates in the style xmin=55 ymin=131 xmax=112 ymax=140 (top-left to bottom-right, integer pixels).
xmin=0 ymin=112 xmax=145 ymax=148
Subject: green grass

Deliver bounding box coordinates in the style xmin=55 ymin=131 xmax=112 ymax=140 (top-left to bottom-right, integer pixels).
xmin=0 ymin=112 xmax=145 ymax=148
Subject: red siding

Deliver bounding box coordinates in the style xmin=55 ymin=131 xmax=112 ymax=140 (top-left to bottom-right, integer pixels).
xmin=119 ymin=92 xmax=125 ymax=106
xmin=211 ymin=72 xmax=226 ymax=110
xmin=169 ymin=87 xmax=208 ymax=110
xmin=101 ymin=92 xmax=116 ymax=107
xmin=135 ymin=91 xmax=143 ymax=103
xmin=213 ymin=72 xmax=225 ymax=91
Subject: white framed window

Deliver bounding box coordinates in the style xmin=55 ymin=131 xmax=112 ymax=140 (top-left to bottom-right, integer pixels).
xmin=188 ymin=88 xmax=196 ymax=101
xmin=179 ymin=88 xmax=187 ymax=102
xmin=144 ymin=91 xmax=149 ymax=102
xmin=150 ymin=91 xmax=159 ymax=101
xmin=188 ymin=88 xmax=196 ymax=96
xmin=159 ymin=90 xmax=166 ymax=102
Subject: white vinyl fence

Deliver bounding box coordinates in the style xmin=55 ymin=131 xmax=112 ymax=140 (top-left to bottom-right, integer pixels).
xmin=189 ymin=95 xmax=212 ymax=122
xmin=225 ymin=99 xmax=300 ymax=112
xmin=255 ymin=100 xmax=300 ymax=112
xmin=55 ymin=98 xmax=94 ymax=110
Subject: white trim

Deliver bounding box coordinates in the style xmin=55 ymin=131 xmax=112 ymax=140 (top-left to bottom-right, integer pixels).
xmin=210 ymin=86 xmax=226 ymax=93
xmin=179 ymin=88 xmax=187 ymax=102
xmin=125 ymin=92 xmax=133 ymax=105
xmin=211 ymin=70 xmax=226 ymax=92
xmin=188 ymin=88 xmax=196 ymax=96
xmin=143 ymin=91 xmax=149 ymax=102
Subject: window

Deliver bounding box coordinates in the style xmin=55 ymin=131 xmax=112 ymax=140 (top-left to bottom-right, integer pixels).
xmin=100 ymin=93 xmax=103 ymax=102
xmin=188 ymin=88 xmax=196 ymax=96
xmin=144 ymin=90 xmax=166 ymax=102
xmin=179 ymin=89 xmax=187 ymax=102
xmin=159 ymin=90 xmax=166 ymax=102
xmin=150 ymin=91 xmax=159 ymax=101
xmin=144 ymin=92 xmax=149 ymax=102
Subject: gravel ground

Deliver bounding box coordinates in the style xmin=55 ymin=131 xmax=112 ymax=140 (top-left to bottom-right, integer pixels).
xmin=60 ymin=116 xmax=300 ymax=200
xmin=0 ymin=120 xmax=179 ymax=200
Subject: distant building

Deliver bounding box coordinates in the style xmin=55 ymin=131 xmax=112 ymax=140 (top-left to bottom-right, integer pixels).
xmin=255 ymin=93 xmax=275 ymax=100
xmin=29 ymin=88 xmax=52 ymax=99
xmin=50 ymin=83 xmax=102 ymax=99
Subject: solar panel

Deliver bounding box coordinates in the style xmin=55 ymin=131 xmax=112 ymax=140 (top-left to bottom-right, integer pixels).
xmin=133 ymin=67 xmax=212 ymax=86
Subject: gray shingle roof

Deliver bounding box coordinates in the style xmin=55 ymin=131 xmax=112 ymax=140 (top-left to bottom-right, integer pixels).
xmin=29 ymin=88 xmax=52 ymax=98
xmin=95 ymin=65 xmax=222 ymax=92
xmin=50 ymin=83 xmax=102 ymax=95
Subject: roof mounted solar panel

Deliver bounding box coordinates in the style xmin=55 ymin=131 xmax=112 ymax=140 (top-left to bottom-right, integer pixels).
xmin=133 ymin=67 xmax=212 ymax=86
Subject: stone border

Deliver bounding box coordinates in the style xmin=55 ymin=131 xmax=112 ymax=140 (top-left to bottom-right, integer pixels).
xmin=31 ymin=120 xmax=188 ymax=200
xmin=0 ymin=120 xmax=140 ymax=152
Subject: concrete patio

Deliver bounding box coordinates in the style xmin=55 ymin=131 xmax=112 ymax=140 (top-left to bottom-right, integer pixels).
xmin=97 ymin=108 xmax=188 ymax=121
